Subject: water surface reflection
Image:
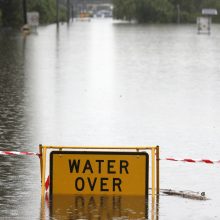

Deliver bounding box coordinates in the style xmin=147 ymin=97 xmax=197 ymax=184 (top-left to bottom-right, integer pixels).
xmin=46 ymin=195 xmax=153 ymax=220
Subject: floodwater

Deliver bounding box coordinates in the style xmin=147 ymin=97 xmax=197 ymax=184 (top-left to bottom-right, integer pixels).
xmin=0 ymin=19 xmax=220 ymax=219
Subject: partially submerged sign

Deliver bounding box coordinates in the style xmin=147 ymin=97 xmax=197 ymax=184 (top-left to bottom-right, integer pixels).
xmin=202 ymin=8 xmax=218 ymax=16
xmin=197 ymin=17 xmax=211 ymax=34
xmin=27 ymin=12 xmax=39 ymax=26
xmin=50 ymin=151 xmax=149 ymax=196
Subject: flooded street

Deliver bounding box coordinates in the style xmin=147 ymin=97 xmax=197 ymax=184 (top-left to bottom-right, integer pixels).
xmin=0 ymin=19 xmax=220 ymax=219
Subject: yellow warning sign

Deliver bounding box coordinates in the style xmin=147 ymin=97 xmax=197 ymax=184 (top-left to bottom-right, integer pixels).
xmin=50 ymin=151 xmax=149 ymax=196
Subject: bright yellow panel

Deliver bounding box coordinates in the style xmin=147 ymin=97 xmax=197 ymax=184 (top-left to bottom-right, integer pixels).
xmin=50 ymin=151 xmax=148 ymax=196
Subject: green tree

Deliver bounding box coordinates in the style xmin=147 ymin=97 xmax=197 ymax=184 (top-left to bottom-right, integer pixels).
xmin=113 ymin=0 xmax=220 ymax=23
xmin=113 ymin=0 xmax=129 ymax=20
xmin=0 ymin=0 xmax=23 ymax=27
xmin=169 ymin=0 xmax=197 ymax=22
xmin=27 ymin=0 xmax=56 ymax=23
xmin=113 ymin=0 xmax=174 ymax=23
xmin=0 ymin=0 xmax=62 ymax=27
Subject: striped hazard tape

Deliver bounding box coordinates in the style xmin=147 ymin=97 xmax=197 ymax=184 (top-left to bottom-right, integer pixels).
xmin=0 ymin=150 xmax=39 ymax=156
xmin=162 ymin=158 xmax=220 ymax=164
xmin=0 ymin=150 xmax=220 ymax=164
xmin=45 ymin=175 xmax=50 ymax=191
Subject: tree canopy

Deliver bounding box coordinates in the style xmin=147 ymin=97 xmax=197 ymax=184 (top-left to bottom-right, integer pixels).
xmin=113 ymin=0 xmax=220 ymax=23
xmin=1 ymin=0 xmax=220 ymax=27
xmin=0 ymin=0 xmax=66 ymax=27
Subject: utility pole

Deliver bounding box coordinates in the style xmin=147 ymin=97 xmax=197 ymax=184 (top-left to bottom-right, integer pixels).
xmin=177 ymin=4 xmax=180 ymax=24
xmin=67 ymin=0 xmax=70 ymax=22
xmin=71 ymin=4 xmax=74 ymax=21
xmin=56 ymin=0 xmax=59 ymax=24
xmin=22 ymin=0 xmax=27 ymax=24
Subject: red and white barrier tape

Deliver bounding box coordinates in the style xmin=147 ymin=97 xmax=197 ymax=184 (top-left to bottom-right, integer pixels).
xmin=162 ymin=158 xmax=220 ymax=164
xmin=45 ymin=175 xmax=50 ymax=191
xmin=1 ymin=150 xmax=220 ymax=164
xmin=0 ymin=151 xmax=39 ymax=156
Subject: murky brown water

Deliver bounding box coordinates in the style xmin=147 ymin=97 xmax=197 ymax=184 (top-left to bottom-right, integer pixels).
xmin=0 ymin=19 xmax=220 ymax=219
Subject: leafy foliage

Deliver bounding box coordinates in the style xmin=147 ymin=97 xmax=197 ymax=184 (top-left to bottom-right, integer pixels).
xmin=113 ymin=0 xmax=220 ymax=23
xmin=1 ymin=0 xmax=220 ymax=26
xmin=0 ymin=0 xmax=23 ymax=26
xmin=0 ymin=0 xmax=66 ymax=27
xmin=27 ymin=0 xmax=57 ymax=23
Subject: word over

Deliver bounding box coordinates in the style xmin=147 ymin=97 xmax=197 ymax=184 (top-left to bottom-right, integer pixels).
xmin=68 ymin=159 xmax=129 ymax=193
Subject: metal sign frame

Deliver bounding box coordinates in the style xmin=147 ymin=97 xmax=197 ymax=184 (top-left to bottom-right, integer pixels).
xmin=39 ymin=145 xmax=160 ymax=198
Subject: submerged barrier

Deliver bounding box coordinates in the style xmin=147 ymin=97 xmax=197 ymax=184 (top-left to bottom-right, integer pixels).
xmin=38 ymin=145 xmax=160 ymax=198
xmin=0 ymin=148 xmax=219 ymax=200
